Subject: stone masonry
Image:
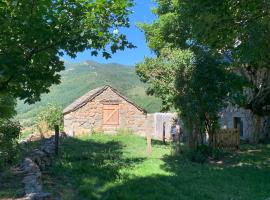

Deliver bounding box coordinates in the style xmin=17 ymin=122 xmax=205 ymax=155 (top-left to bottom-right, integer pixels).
xmin=219 ymin=104 xmax=269 ymax=141
xmin=18 ymin=136 xmax=58 ymax=200
xmin=64 ymin=86 xmax=148 ymax=136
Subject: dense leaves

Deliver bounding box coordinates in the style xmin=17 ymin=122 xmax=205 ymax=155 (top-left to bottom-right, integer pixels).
xmin=0 ymin=120 xmax=21 ymax=169
xmin=0 ymin=0 xmax=134 ymax=105
xmin=34 ymin=104 xmax=63 ymax=136
xmin=136 ymin=48 xmax=244 ymax=147
xmin=136 ymin=48 xmax=194 ymax=111
xmin=140 ymin=0 xmax=270 ymax=116
xmin=0 ymin=93 xmax=16 ymax=119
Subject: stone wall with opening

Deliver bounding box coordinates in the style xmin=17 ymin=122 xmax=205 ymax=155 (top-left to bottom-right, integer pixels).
xmin=64 ymin=87 xmax=147 ymax=136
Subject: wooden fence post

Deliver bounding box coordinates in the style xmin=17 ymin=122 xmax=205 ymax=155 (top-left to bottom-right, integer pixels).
xmin=162 ymin=122 xmax=166 ymax=145
xmin=54 ymin=125 xmax=59 ymax=155
xmin=175 ymin=130 xmax=181 ymax=154
xmin=147 ymin=134 xmax=152 ymax=156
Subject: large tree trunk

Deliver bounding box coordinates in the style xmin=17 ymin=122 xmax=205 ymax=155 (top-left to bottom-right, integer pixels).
xmin=241 ymin=67 xmax=270 ymax=116
xmin=175 ymin=130 xmax=181 ymax=155
xmin=188 ymin=126 xmax=199 ymax=150
xmin=187 ymin=127 xmax=195 ymax=150
xmin=208 ymin=127 xmax=214 ymax=148
xmin=205 ymin=113 xmax=214 ymax=147
xmin=251 ymin=115 xmax=262 ymax=143
xmin=267 ymin=118 xmax=270 ymax=140
xmin=239 ymin=66 xmax=270 ymax=143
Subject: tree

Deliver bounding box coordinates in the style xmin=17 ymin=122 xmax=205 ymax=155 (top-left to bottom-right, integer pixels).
xmin=34 ymin=104 xmax=63 ymax=137
xmin=136 ymin=48 xmax=243 ymax=149
xmin=139 ymin=0 xmax=270 ymax=142
xmin=0 ymin=0 xmax=134 ymax=106
xmin=0 ymin=119 xmax=21 ymax=169
xmin=0 ymin=93 xmax=16 ymax=119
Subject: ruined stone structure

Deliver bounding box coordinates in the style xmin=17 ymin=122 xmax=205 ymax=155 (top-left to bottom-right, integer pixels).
xmin=219 ymin=104 xmax=270 ymax=141
xmin=147 ymin=113 xmax=178 ymax=140
xmin=219 ymin=67 xmax=270 ymax=141
xmin=63 ymin=85 xmax=148 ymax=136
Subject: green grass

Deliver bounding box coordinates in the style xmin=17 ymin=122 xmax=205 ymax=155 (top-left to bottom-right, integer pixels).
xmin=43 ymin=134 xmax=270 ymax=200
xmin=0 ymin=168 xmax=24 ymax=198
xmin=0 ymin=140 xmax=43 ymax=199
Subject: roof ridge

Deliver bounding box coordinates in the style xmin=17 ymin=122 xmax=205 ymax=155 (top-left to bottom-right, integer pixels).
xmin=63 ymin=85 xmax=146 ymax=115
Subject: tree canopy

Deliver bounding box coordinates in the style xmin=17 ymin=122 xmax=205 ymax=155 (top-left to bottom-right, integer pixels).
xmin=136 ymin=48 xmax=244 ymax=147
xmin=0 ymin=0 xmax=134 ymax=105
xmin=0 ymin=93 xmax=16 ymax=119
xmin=140 ymin=0 xmax=270 ymax=116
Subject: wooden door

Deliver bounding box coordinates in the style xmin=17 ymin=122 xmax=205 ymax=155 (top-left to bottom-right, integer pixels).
xmin=103 ymin=104 xmax=119 ymax=127
xmin=234 ymin=117 xmax=243 ymax=137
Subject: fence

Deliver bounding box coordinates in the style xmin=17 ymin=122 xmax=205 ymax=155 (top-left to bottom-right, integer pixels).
xmin=214 ymin=128 xmax=240 ymax=149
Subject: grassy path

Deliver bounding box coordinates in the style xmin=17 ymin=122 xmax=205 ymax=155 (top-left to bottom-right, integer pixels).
xmin=43 ymin=134 xmax=270 ymax=200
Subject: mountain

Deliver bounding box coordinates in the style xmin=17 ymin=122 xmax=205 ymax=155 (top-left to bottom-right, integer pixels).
xmin=16 ymin=60 xmax=162 ymax=126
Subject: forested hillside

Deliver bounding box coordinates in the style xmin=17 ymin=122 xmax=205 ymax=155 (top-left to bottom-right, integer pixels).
xmin=16 ymin=60 xmax=161 ymax=126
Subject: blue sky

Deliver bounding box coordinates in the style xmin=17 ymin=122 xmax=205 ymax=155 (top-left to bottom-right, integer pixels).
xmin=63 ymin=0 xmax=157 ymax=66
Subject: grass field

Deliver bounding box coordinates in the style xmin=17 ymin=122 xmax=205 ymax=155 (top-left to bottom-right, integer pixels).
xmin=43 ymin=134 xmax=270 ymax=200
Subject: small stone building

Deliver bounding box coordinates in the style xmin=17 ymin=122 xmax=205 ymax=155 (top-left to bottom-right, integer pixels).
xmin=219 ymin=104 xmax=270 ymax=141
xmin=147 ymin=113 xmax=178 ymax=140
xmin=63 ymin=85 xmax=148 ymax=136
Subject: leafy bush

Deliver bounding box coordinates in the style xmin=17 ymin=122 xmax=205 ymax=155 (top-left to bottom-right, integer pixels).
xmin=34 ymin=104 xmax=63 ymax=137
xmin=0 ymin=120 xmax=21 ymax=169
xmin=0 ymin=94 xmax=16 ymax=120
xmin=184 ymin=145 xmax=228 ymax=163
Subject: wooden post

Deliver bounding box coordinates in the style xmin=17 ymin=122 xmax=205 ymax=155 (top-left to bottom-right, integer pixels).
xmin=147 ymin=134 xmax=152 ymax=156
xmin=162 ymin=122 xmax=166 ymax=145
xmin=54 ymin=125 xmax=59 ymax=155
xmin=175 ymin=130 xmax=181 ymax=154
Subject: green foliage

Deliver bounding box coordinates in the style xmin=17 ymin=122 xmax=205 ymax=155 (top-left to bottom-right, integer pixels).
xmin=140 ymin=0 xmax=270 ymax=116
xmin=0 ymin=120 xmax=21 ymax=169
xmin=16 ymin=61 xmax=162 ymax=125
xmin=182 ymin=144 xmax=229 ymax=163
xmin=0 ymin=0 xmax=134 ymax=105
xmin=137 ymin=48 xmax=243 ymax=140
xmin=136 ymin=48 xmax=194 ymax=111
xmin=0 ymin=168 xmax=24 ymax=198
xmin=34 ymin=104 xmax=63 ymax=133
xmin=0 ymin=93 xmax=16 ymax=119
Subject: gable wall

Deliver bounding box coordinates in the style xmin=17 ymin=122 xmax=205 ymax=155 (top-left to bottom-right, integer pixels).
xmin=64 ymin=88 xmax=147 ymax=136
xmin=219 ymin=105 xmax=269 ymax=141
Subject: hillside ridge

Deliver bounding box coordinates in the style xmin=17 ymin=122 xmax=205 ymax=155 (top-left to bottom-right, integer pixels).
xmin=16 ymin=60 xmax=161 ymax=126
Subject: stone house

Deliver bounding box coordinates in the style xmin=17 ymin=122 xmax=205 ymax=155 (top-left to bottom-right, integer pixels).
xmin=219 ymin=68 xmax=270 ymax=141
xmin=63 ymin=85 xmax=148 ymax=136
xmin=219 ymin=105 xmax=270 ymax=141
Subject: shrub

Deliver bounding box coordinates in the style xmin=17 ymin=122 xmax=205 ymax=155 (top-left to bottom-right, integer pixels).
xmin=0 ymin=120 xmax=21 ymax=169
xmin=34 ymin=104 xmax=63 ymax=137
xmin=183 ymin=145 xmax=228 ymax=163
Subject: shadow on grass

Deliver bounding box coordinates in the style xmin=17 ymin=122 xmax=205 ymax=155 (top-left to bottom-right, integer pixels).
xmin=104 ymin=144 xmax=270 ymax=200
xmin=43 ymin=137 xmax=145 ymax=199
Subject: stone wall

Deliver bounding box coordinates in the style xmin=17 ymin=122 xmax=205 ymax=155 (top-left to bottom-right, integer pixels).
xmin=147 ymin=113 xmax=178 ymax=140
xmin=219 ymin=105 xmax=269 ymax=141
xmin=64 ymin=87 xmax=147 ymax=136
xmin=19 ymin=136 xmax=57 ymax=200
